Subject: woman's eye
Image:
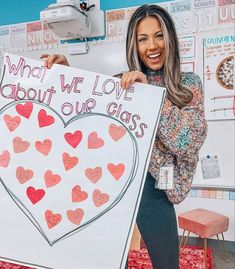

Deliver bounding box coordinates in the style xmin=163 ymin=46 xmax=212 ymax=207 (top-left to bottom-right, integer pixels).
xmin=156 ymin=33 xmax=163 ymax=39
xmin=138 ymin=38 xmax=147 ymax=42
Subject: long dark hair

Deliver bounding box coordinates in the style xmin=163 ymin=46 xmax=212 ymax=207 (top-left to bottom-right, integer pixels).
xmin=126 ymin=4 xmax=193 ymax=107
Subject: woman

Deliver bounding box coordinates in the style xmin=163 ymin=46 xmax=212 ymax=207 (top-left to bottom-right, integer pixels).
xmin=42 ymin=4 xmax=207 ymax=268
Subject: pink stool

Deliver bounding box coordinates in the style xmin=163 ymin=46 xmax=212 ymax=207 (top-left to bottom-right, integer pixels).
xmin=178 ymin=208 xmax=229 ymax=269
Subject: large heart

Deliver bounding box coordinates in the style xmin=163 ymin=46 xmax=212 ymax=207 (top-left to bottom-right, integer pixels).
xmin=0 ymin=101 xmax=138 ymax=245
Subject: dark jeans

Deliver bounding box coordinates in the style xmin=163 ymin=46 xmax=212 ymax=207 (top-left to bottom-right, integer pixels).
xmin=126 ymin=172 xmax=179 ymax=269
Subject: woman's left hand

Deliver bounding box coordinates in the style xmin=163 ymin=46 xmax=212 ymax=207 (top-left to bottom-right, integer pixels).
xmin=120 ymin=71 xmax=147 ymax=89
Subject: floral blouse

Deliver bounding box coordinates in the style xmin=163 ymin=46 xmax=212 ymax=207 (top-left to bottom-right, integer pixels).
xmin=146 ymin=70 xmax=208 ymax=204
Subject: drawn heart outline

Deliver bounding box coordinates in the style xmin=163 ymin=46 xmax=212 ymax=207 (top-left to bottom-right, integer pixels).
xmin=0 ymin=100 xmax=139 ymax=245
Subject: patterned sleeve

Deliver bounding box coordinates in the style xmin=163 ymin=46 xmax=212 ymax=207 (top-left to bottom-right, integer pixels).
xmin=157 ymin=73 xmax=208 ymax=162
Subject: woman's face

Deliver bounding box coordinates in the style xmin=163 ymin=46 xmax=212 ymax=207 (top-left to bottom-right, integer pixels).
xmin=136 ymin=16 xmax=165 ymax=71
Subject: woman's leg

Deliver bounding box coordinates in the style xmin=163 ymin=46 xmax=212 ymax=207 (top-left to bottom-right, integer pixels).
xmin=136 ymin=173 xmax=179 ymax=269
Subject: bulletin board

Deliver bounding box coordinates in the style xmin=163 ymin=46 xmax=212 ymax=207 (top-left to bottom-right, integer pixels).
xmin=0 ymin=0 xmax=234 ymax=191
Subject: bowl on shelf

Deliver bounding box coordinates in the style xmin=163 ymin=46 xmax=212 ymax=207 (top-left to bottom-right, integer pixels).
xmin=216 ymin=56 xmax=234 ymax=90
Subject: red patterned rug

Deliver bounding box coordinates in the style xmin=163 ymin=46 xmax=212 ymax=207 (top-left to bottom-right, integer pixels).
xmin=128 ymin=245 xmax=214 ymax=269
xmin=0 ymin=246 xmax=213 ymax=269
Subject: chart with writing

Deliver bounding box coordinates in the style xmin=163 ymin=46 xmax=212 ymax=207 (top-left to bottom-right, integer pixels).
xmin=203 ymin=29 xmax=234 ymax=120
xmin=0 ymin=52 xmax=165 ymax=269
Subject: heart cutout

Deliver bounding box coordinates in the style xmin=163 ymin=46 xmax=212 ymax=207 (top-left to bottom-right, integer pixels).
xmin=4 ymin=114 xmax=21 ymax=132
xmin=64 ymin=131 xmax=82 ymax=148
xmin=44 ymin=170 xmax=61 ymax=188
xmin=107 ymin=163 xmax=125 ymax=180
xmin=26 ymin=186 xmax=46 ymax=205
xmin=15 ymin=102 xmax=33 ymax=119
xmin=88 ymin=132 xmax=104 ymax=149
xmin=85 ymin=167 xmax=102 ymax=183
xmin=0 ymin=150 xmax=10 ymax=168
xmin=72 ymin=185 xmax=88 ymax=202
xmin=67 ymin=208 xmax=84 ymax=225
xmin=92 ymin=189 xmax=110 ymax=207
xmin=13 ymin=137 xmax=30 ymax=153
xmin=109 ymin=124 xmax=126 ymax=142
xmin=38 ymin=109 xmax=55 ymax=128
xmin=16 ymin=166 xmax=34 ymax=184
xmin=35 ymin=139 xmax=52 ymax=156
xmin=45 ymin=210 xmax=62 ymax=229
xmin=62 ymin=152 xmax=79 ymax=171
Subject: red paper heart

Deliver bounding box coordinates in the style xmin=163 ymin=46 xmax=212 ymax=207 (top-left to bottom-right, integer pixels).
xmin=4 ymin=114 xmax=21 ymax=132
xmin=0 ymin=150 xmax=10 ymax=168
xmin=13 ymin=136 xmax=30 ymax=153
xmin=26 ymin=186 xmax=45 ymax=205
xmin=44 ymin=170 xmax=61 ymax=188
xmin=38 ymin=109 xmax=55 ymax=128
xmin=45 ymin=210 xmax=62 ymax=229
xmin=15 ymin=102 xmax=33 ymax=119
xmin=92 ymin=189 xmax=109 ymax=207
xmin=85 ymin=167 xmax=102 ymax=183
xmin=72 ymin=185 xmax=88 ymax=202
xmin=107 ymin=163 xmax=125 ymax=180
xmin=88 ymin=132 xmax=104 ymax=149
xmin=35 ymin=139 xmax=52 ymax=156
xmin=67 ymin=208 xmax=84 ymax=225
xmin=64 ymin=130 xmax=82 ymax=148
xmin=16 ymin=166 xmax=34 ymax=184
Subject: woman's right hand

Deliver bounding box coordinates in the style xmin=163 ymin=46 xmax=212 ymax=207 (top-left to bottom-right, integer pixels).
xmin=40 ymin=54 xmax=70 ymax=69
xmin=120 ymin=71 xmax=147 ymax=89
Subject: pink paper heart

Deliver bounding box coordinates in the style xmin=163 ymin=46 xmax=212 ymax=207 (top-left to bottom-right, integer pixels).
xmin=85 ymin=167 xmax=102 ymax=183
xmin=16 ymin=166 xmax=34 ymax=184
xmin=13 ymin=136 xmax=30 ymax=153
xmin=72 ymin=185 xmax=88 ymax=202
xmin=88 ymin=132 xmax=104 ymax=149
xmin=0 ymin=150 xmax=10 ymax=168
xmin=38 ymin=109 xmax=55 ymax=128
xmin=4 ymin=114 xmax=21 ymax=132
xmin=67 ymin=208 xmax=84 ymax=225
xmin=35 ymin=139 xmax=52 ymax=156
xmin=44 ymin=170 xmax=61 ymax=188
xmin=107 ymin=163 xmax=125 ymax=180
xmin=62 ymin=152 xmax=79 ymax=171
xmin=109 ymin=124 xmax=126 ymax=142
xmin=26 ymin=186 xmax=45 ymax=205
xmin=92 ymin=189 xmax=109 ymax=207
xmin=64 ymin=130 xmax=82 ymax=148
xmin=15 ymin=102 xmax=33 ymax=119
xmin=45 ymin=210 xmax=62 ymax=229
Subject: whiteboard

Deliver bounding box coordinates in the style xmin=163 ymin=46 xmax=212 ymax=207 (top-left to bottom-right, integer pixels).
xmin=14 ymin=37 xmax=234 ymax=191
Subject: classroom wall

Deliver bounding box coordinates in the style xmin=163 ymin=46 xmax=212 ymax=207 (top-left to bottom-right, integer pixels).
xmin=0 ymin=0 xmax=234 ymax=241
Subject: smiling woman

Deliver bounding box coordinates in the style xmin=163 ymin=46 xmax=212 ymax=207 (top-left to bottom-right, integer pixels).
xmin=43 ymin=4 xmax=207 ymax=269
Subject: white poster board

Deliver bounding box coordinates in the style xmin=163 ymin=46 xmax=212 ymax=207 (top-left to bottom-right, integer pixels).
xmin=0 ymin=52 xmax=165 ymax=269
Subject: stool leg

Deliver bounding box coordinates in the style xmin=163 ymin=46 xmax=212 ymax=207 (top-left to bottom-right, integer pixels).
xmin=216 ymin=233 xmax=230 ymax=263
xmin=181 ymin=230 xmax=190 ymax=249
xmin=179 ymin=229 xmax=186 ymax=249
xmin=204 ymin=238 xmax=207 ymax=269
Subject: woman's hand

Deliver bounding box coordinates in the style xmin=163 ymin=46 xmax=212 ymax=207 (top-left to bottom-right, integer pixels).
xmin=120 ymin=71 xmax=147 ymax=89
xmin=40 ymin=54 xmax=70 ymax=69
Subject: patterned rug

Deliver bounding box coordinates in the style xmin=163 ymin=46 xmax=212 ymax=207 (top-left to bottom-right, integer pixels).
xmin=128 ymin=245 xmax=214 ymax=269
xmin=0 ymin=246 xmax=213 ymax=269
